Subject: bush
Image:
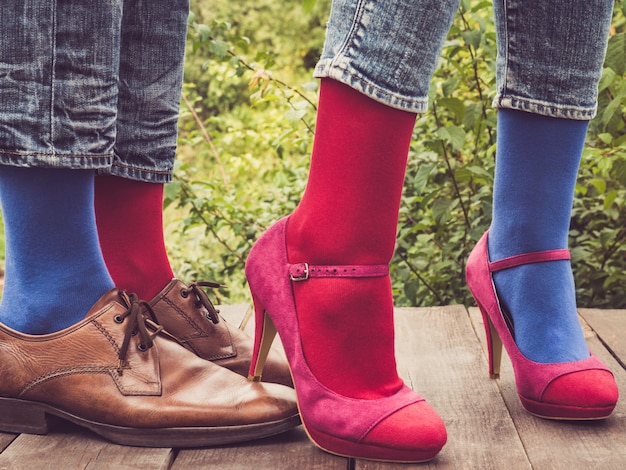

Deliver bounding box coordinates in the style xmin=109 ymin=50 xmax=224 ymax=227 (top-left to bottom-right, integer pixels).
xmin=168 ymin=0 xmax=626 ymax=308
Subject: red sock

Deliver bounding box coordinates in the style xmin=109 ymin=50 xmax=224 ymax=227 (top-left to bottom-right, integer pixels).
xmin=288 ymin=79 xmax=417 ymax=398
xmin=288 ymin=79 xmax=416 ymax=265
xmin=94 ymin=176 xmax=174 ymax=300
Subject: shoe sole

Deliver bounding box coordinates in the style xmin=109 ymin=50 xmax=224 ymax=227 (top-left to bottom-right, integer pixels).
xmin=0 ymin=396 xmax=301 ymax=447
xmin=519 ymin=394 xmax=616 ymax=420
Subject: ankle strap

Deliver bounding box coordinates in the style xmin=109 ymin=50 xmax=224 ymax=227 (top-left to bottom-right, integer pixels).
xmin=489 ymin=249 xmax=571 ymax=273
xmin=289 ymin=263 xmax=389 ymax=281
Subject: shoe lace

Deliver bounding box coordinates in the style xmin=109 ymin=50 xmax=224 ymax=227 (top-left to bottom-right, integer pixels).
xmin=115 ymin=291 xmax=165 ymax=373
xmin=180 ymin=281 xmax=225 ymax=325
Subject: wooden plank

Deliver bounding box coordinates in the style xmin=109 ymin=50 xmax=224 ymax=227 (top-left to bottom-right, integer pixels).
xmin=172 ymin=427 xmax=348 ymax=470
xmin=0 ymin=422 xmax=173 ymax=470
xmin=358 ymin=306 xmax=530 ymax=470
xmin=578 ymin=308 xmax=626 ymax=367
xmin=0 ymin=433 xmax=16 ymax=453
xmin=468 ymin=307 xmax=626 ymax=469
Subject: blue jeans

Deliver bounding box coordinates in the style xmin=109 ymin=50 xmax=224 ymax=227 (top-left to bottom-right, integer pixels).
xmin=0 ymin=1 xmax=614 ymax=178
xmin=0 ymin=0 xmax=189 ymax=183
xmin=315 ymin=0 xmax=614 ymax=119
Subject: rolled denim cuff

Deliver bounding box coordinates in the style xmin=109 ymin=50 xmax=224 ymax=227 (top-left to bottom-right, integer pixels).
xmin=314 ymin=60 xmax=430 ymax=113
xmin=0 ymin=152 xmax=113 ymax=171
xmin=98 ymin=158 xmax=174 ymax=184
xmin=492 ymin=95 xmax=597 ymax=121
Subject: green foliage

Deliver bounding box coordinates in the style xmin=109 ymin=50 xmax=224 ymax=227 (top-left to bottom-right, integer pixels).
xmin=169 ymin=0 xmax=626 ymax=308
xmin=393 ymin=0 xmax=497 ymax=306
xmin=570 ymin=1 xmax=626 ymax=308
xmin=166 ymin=0 xmax=322 ymax=301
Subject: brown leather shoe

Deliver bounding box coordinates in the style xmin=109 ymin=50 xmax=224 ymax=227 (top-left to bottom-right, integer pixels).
xmin=148 ymin=279 xmax=293 ymax=387
xmin=0 ymin=289 xmax=299 ymax=447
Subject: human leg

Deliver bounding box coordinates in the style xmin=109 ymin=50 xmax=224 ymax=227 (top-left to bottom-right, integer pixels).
xmin=91 ymin=0 xmax=292 ymax=386
xmin=0 ymin=167 xmax=114 ymax=334
xmin=94 ymin=0 xmax=186 ymax=300
xmin=0 ymin=0 xmax=298 ymax=444
xmin=0 ymin=0 xmax=120 ymax=334
xmin=466 ymin=0 xmax=618 ymax=419
xmin=248 ymin=0 xmax=461 ymax=462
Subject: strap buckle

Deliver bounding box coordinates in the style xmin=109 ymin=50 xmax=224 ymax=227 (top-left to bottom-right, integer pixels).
xmin=289 ymin=263 xmax=309 ymax=281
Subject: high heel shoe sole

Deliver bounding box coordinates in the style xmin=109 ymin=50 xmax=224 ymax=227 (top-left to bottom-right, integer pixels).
xmin=250 ymin=304 xmax=443 ymax=463
xmin=476 ymin=300 xmax=615 ymax=420
xmin=246 ymin=217 xmax=445 ymax=462
xmin=468 ymin=232 xmax=618 ymax=421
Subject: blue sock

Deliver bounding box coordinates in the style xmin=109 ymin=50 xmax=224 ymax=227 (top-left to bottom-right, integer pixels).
xmin=0 ymin=166 xmax=114 ymax=334
xmin=489 ymin=109 xmax=589 ymax=364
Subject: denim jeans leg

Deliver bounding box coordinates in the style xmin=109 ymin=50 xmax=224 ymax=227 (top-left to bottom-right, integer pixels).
xmin=493 ymin=0 xmax=614 ymax=119
xmin=0 ymin=1 xmax=121 ymax=169
xmin=314 ymin=0 xmax=461 ymax=113
xmin=105 ymin=0 xmax=190 ymax=183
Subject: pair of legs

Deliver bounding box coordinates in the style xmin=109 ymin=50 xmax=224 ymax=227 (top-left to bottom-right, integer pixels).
xmin=0 ymin=0 xmax=618 ymax=461
xmin=0 ymin=0 xmax=297 ymax=447
xmin=247 ymin=0 xmax=618 ymax=462
xmin=0 ymin=0 xmax=180 ymax=334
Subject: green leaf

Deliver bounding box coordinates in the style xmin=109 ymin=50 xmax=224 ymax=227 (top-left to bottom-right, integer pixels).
xmin=432 ymin=198 xmax=453 ymax=224
xmin=194 ymin=23 xmax=212 ymax=42
xmin=610 ymin=159 xmax=626 ymax=188
xmin=441 ymin=77 xmax=461 ymax=97
xmin=301 ymin=0 xmax=317 ymax=13
xmin=210 ymin=40 xmax=229 ymax=59
xmin=601 ymin=88 xmax=626 ymax=126
xmin=588 ymin=178 xmax=607 ymax=194
xmin=598 ymin=67 xmax=617 ymax=93
xmin=605 ymin=32 xmax=626 ymax=75
xmin=436 ymin=126 xmax=466 ymax=151
xmin=412 ymin=163 xmax=437 ymax=195
xmin=438 ymin=97 xmax=466 ymax=121
xmin=284 ymin=108 xmax=307 ymax=126
xmin=466 ymin=165 xmax=493 ymax=181
xmin=604 ymin=189 xmax=618 ymax=210
xmin=461 ymin=29 xmax=482 ymax=49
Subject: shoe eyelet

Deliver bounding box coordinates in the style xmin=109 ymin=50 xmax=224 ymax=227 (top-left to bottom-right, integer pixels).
xmin=114 ymin=315 xmax=124 ymax=324
xmin=180 ymin=289 xmax=189 ymax=298
xmin=137 ymin=343 xmax=148 ymax=352
xmin=131 ymin=330 xmax=138 ymax=336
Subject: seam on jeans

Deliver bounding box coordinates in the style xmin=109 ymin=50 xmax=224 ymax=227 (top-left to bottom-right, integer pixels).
xmin=498 ymin=0 xmax=510 ymax=109
xmin=314 ymin=60 xmax=429 ymax=113
xmin=110 ymin=160 xmax=172 ymax=175
xmin=49 ymin=0 xmax=57 ymax=152
xmin=492 ymin=95 xmax=596 ymax=120
xmin=328 ymin=0 xmax=368 ymax=69
xmin=0 ymin=150 xmax=114 ymax=159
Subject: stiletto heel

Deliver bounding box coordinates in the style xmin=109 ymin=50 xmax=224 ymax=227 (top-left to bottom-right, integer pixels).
xmin=246 ymin=217 xmax=447 ymax=462
xmin=481 ymin=311 xmax=503 ymax=379
xmin=467 ymin=232 xmax=618 ymax=420
xmin=248 ymin=296 xmax=278 ymax=382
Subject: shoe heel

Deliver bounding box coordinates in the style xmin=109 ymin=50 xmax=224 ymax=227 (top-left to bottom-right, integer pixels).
xmin=478 ymin=305 xmax=503 ymax=379
xmin=0 ymin=397 xmax=53 ymax=434
xmin=248 ymin=295 xmax=278 ymax=382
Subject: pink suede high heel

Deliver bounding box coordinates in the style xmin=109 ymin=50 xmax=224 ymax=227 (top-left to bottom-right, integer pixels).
xmin=466 ymin=232 xmax=618 ymax=419
xmin=246 ymin=218 xmax=447 ymax=462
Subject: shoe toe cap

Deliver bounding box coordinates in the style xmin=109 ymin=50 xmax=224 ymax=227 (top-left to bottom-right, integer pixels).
xmin=362 ymin=401 xmax=447 ymax=459
xmin=542 ymin=369 xmax=619 ymax=410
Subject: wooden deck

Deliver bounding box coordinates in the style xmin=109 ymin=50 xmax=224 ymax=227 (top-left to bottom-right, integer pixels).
xmin=1 ymin=304 xmax=625 ymax=469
